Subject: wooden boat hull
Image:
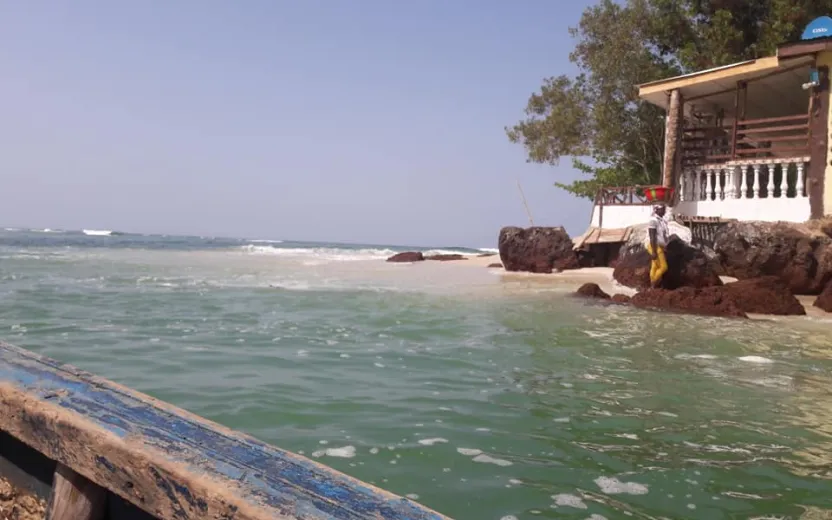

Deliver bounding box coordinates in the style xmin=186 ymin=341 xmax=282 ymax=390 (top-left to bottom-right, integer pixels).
xmin=0 ymin=341 xmax=450 ymax=519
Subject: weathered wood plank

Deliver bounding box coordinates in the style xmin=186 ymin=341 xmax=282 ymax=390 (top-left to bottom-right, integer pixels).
xmin=47 ymin=464 xmax=107 ymax=520
xmin=0 ymin=341 xmax=450 ymax=520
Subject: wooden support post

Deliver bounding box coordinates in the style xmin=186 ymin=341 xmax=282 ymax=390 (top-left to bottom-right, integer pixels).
xmin=663 ymin=89 xmax=683 ymax=190
xmin=46 ymin=464 xmax=107 ymax=520
xmin=808 ymin=66 xmax=829 ymax=219
xmin=730 ymin=82 xmax=742 ymax=160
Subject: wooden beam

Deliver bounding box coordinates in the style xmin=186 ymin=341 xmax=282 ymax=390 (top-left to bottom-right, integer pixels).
xmin=46 ymin=464 xmax=106 ymax=520
xmin=808 ymin=66 xmax=829 ymax=219
xmin=778 ymin=40 xmax=832 ymax=58
xmin=639 ymin=57 xmax=779 ymax=98
xmin=663 ymin=89 xmax=682 ymax=189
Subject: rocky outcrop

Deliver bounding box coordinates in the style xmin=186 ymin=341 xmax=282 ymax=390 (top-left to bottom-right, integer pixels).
xmin=721 ymin=277 xmax=805 ymax=316
xmin=487 ymin=263 xmax=503 ymax=268
xmin=613 ymin=238 xmax=722 ymax=290
xmin=498 ymin=226 xmax=578 ymax=274
xmin=814 ymin=280 xmax=832 ymax=312
xmin=387 ymin=252 xmax=424 ymax=263
xmin=425 ymin=254 xmax=466 ymax=261
xmin=712 ymin=221 xmax=832 ymax=294
xmin=626 ymin=277 xmax=803 ymax=318
xmin=630 ymin=287 xmax=748 ymax=318
xmin=574 ymin=283 xmax=611 ymax=299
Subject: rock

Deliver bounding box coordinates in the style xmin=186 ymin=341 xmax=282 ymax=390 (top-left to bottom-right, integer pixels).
xmin=814 ymin=280 xmax=832 ymax=312
xmin=712 ymin=221 xmax=832 ymax=294
xmin=574 ymin=283 xmax=611 ymax=299
xmin=630 ymin=287 xmax=748 ymax=318
xmin=487 ymin=263 xmax=503 ymax=268
xmin=611 ymin=294 xmax=631 ymax=304
xmin=620 ymin=221 xmax=693 ymax=257
xmin=498 ymin=226 xmax=578 ymax=274
xmin=425 ymin=254 xmax=466 ymax=261
xmin=721 ymin=277 xmax=805 ymax=316
xmin=387 ymin=251 xmax=425 ymax=263
xmin=613 ymin=238 xmax=722 ymax=290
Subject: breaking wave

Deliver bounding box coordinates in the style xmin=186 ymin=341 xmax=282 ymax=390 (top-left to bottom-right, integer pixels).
xmin=239 ymin=245 xmax=477 ymax=262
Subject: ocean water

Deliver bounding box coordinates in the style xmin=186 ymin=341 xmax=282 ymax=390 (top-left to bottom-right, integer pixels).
xmin=2 ymin=228 xmax=832 ymax=519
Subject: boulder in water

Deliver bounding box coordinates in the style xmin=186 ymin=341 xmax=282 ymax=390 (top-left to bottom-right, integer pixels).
xmin=712 ymin=221 xmax=832 ymax=294
xmin=387 ymin=252 xmax=425 ymax=263
xmin=814 ymin=280 xmax=832 ymax=312
xmin=574 ymin=283 xmax=610 ymax=300
xmin=720 ymin=277 xmax=805 ymax=316
xmin=498 ymin=226 xmax=577 ymax=274
xmin=425 ymin=254 xmax=467 ymax=261
xmin=630 ymin=287 xmax=747 ymax=318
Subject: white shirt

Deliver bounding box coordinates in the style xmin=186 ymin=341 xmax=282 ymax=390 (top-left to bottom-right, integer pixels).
xmin=645 ymin=214 xmax=669 ymax=248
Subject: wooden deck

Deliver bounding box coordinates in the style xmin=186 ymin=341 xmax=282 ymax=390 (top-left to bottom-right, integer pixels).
xmin=0 ymin=341 xmax=450 ymax=520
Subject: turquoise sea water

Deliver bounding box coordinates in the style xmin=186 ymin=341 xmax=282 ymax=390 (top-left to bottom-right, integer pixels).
xmin=2 ymin=228 xmax=832 ymax=519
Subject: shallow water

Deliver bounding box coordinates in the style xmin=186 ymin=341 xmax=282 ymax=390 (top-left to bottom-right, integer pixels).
xmin=2 ymin=229 xmax=832 ymax=519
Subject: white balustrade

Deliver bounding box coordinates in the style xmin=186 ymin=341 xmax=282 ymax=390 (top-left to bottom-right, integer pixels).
xmin=675 ymin=158 xmax=810 ymax=223
xmin=682 ymin=159 xmax=807 ymax=202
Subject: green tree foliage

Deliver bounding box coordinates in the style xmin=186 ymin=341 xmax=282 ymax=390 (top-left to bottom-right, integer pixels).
xmin=507 ymin=0 xmax=832 ymax=199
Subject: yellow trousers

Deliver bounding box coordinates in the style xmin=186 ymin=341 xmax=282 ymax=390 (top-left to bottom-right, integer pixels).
xmin=646 ymin=244 xmax=667 ymax=284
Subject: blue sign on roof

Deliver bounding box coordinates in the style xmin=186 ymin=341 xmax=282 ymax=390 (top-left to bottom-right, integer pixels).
xmin=802 ymin=16 xmax=832 ymax=40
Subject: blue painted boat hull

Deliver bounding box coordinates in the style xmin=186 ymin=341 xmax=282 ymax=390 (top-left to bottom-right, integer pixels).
xmin=0 ymin=341 xmax=450 ymax=519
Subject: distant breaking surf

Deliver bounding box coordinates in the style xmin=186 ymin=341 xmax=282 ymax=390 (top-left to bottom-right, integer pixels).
xmin=83 ymin=229 xmax=114 ymax=236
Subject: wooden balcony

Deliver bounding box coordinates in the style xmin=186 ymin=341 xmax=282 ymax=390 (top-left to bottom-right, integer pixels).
xmin=681 ymin=114 xmax=810 ymax=167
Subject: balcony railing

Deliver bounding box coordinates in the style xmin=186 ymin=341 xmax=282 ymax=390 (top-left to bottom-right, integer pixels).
xmin=595 ymin=186 xmax=654 ymax=206
xmin=679 ymin=157 xmax=808 ymax=202
xmin=681 ymin=114 xmax=810 ymax=167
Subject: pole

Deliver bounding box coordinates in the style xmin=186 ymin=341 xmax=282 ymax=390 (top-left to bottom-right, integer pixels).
xmin=516 ymin=180 xmax=534 ymax=226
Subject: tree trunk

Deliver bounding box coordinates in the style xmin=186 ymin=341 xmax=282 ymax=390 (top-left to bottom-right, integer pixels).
xmin=662 ymin=89 xmax=682 ymax=191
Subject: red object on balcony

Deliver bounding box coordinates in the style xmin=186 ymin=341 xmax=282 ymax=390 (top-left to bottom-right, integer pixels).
xmin=644 ymin=186 xmax=674 ymax=202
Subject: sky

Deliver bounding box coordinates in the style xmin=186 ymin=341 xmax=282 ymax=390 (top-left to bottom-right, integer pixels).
xmin=0 ymin=1 xmax=595 ymax=247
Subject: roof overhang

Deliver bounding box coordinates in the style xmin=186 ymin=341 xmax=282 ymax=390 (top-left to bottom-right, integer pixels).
xmin=778 ymin=36 xmax=832 ymax=58
xmin=638 ymin=55 xmax=815 ymax=110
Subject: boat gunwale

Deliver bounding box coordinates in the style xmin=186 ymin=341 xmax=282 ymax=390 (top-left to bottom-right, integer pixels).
xmin=0 ymin=341 xmax=450 ymax=520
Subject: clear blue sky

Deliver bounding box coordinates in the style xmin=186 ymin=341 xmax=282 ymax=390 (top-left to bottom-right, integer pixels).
xmin=0 ymin=1 xmax=593 ymax=247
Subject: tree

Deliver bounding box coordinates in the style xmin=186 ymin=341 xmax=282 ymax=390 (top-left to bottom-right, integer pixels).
xmin=507 ymin=0 xmax=832 ymax=200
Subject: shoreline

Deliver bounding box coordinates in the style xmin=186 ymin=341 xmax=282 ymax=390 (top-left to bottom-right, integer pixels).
xmin=419 ymin=253 xmax=832 ymax=322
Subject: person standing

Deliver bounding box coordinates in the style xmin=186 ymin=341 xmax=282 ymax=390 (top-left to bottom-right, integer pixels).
xmin=646 ymin=204 xmax=669 ymax=288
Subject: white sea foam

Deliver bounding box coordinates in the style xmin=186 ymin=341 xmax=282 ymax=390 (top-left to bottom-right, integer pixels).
xmin=417 ymin=438 xmax=448 ymax=446
xmin=83 ymin=229 xmax=113 ymax=236
xmin=457 ymin=447 xmax=483 ymax=456
xmin=249 ymin=239 xmax=284 ymax=244
xmin=240 ymin=245 xmax=398 ymax=262
xmin=738 ymin=356 xmax=774 ymax=364
xmin=478 ymin=247 xmax=499 ymax=254
xmin=594 ymin=476 xmax=649 ymax=495
xmin=472 ymin=454 xmax=512 ymax=466
xmin=551 ymin=493 xmax=588 ymax=509
xmin=311 ymin=445 xmax=356 ymax=458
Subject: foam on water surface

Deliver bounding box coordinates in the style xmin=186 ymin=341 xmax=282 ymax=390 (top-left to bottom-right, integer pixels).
xmin=312 ymin=446 xmax=356 ymax=458
xmin=594 ymin=477 xmax=649 ymax=495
